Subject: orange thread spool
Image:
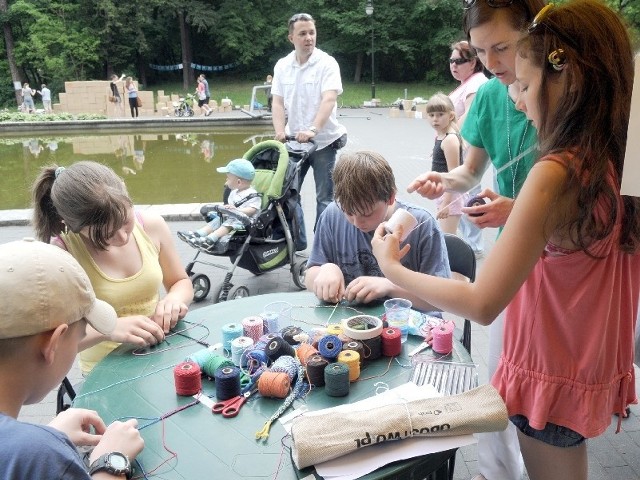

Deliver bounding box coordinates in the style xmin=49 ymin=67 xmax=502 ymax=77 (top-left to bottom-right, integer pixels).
xmin=257 ymin=371 xmax=291 ymax=398
xmin=296 ymin=343 xmax=319 ymax=366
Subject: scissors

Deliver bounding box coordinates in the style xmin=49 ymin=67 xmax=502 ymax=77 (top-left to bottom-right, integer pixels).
xmin=212 ymin=389 xmax=255 ymax=418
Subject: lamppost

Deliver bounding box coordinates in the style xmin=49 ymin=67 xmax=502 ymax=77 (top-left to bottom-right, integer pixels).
xmin=365 ymin=0 xmax=375 ymax=100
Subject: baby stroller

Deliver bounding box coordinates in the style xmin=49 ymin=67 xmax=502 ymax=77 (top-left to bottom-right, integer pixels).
xmin=184 ymin=138 xmax=316 ymax=303
xmin=173 ymin=93 xmax=195 ymax=116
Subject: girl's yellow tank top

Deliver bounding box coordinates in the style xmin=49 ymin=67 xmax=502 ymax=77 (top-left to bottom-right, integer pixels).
xmin=61 ymin=221 xmax=162 ymax=375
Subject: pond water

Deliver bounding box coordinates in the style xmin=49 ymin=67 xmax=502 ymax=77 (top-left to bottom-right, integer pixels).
xmin=0 ymin=128 xmax=274 ymax=210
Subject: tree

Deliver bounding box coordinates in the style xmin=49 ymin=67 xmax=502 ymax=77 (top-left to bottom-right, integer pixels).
xmin=0 ymin=0 xmax=22 ymax=106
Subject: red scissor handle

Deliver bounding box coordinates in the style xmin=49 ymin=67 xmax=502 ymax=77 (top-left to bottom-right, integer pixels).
xmin=212 ymin=391 xmax=250 ymax=418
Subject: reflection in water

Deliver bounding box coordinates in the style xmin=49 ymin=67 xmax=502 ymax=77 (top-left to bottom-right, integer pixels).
xmin=0 ymin=129 xmax=272 ymax=210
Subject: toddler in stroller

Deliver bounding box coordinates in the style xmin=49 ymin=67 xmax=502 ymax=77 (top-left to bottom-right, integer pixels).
xmin=179 ymin=139 xmax=315 ymax=303
xmin=178 ymin=158 xmax=261 ymax=252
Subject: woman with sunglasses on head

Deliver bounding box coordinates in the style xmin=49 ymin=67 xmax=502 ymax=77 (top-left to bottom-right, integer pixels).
xmin=411 ymin=2 xmax=545 ymax=478
xmin=376 ymin=2 xmax=639 ymax=479
xmin=448 ymin=40 xmax=489 ymax=259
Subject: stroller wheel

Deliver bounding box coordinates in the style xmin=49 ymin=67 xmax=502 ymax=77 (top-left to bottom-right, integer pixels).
xmin=188 ymin=108 xmax=194 ymax=117
xmin=292 ymin=258 xmax=307 ymax=290
xmin=228 ymin=285 xmax=250 ymax=300
xmin=211 ymin=282 xmax=227 ymax=304
xmin=191 ymin=274 xmax=211 ymax=302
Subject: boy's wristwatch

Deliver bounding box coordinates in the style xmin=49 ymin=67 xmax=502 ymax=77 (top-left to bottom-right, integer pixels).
xmin=88 ymin=452 xmax=132 ymax=479
xmin=308 ymin=126 xmax=318 ymax=134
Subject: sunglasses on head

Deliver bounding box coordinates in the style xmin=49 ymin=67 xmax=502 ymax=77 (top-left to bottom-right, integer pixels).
xmin=450 ymin=57 xmax=472 ymax=65
xmin=288 ymin=13 xmax=314 ymax=26
xmin=462 ymin=0 xmax=514 ymax=10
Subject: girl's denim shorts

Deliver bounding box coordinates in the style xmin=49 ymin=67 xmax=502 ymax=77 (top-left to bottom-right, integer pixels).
xmin=510 ymin=414 xmax=586 ymax=447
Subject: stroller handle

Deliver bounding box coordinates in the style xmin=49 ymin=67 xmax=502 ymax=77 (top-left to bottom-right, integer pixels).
xmin=214 ymin=205 xmax=253 ymax=228
xmin=285 ymin=135 xmax=318 ymax=157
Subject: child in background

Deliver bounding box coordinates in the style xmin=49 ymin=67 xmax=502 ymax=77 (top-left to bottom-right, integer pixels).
xmin=0 ymin=239 xmax=144 ymax=479
xmin=178 ymin=158 xmax=261 ymax=252
xmin=372 ymin=2 xmax=640 ymax=479
xmin=426 ymin=93 xmax=464 ymax=235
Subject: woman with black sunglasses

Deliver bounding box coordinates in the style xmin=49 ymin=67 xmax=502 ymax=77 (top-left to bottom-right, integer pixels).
xmin=408 ymin=1 xmax=545 ymax=479
xmin=448 ymin=40 xmax=489 ymax=259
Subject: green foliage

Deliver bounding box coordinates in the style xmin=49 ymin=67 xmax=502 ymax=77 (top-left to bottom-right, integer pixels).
xmin=0 ymin=110 xmax=104 ymax=122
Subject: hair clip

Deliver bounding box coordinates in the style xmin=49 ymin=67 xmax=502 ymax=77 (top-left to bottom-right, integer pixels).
xmin=548 ymin=49 xmax=567 ymax=71
xmin=54 ymin=166 xmax=66 ymax=178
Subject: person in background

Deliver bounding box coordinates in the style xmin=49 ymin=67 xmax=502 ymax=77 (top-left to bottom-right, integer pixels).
xmin=425 ymin=93 xmax=464 ymax=236
xmin=374 ymin=2 xmax=639 ymax=479
xmin=264 ymin=74 xmax=273 ymax=111
xmin=271 ymin=12 xmax=347 ymax=234
xmin=110 ymin=74 xmax=125 ymax=117
xmin=196 ymin=77 xmax=212 ymax=116
xmin=31 ymin=161 xmax=193 ymax=375
xmin=409 ymin=1 xmax=545 ymax=478
xmin=306 ymin=150 xmax=450 ymax=310
xmin=448 ymin=40 xmax=489 ymax=258
xmin=38 ymin=84 xmax=52 ymax=113
xmin=199 ymin=73 xmax=211 ymax=110
xmin=0 ymin=239 xmax=144 ymax=479
xmin=125 ymin=76 xmax=138 ymax=118
xmin=21 ymin=83 xmax=36 ymax=113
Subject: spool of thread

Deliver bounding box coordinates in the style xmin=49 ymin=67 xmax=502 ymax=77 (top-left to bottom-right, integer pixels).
xmin=342 ymin=340 xmax=365 ymax=367
xmin=324 ymin=362 xmax=350 ymax=397
xmin=269 ymin=355 xmax=299 ymax=383
xmin=242 ymin=316 xmax=264 ymax=343
xmin=305 ymin=354 xmax=328 ymax=386
xmin=245 ymin=348 xmax=269 ymax=373
xmin=337 ymin=350 xmax=361 ymax=382
xmin=381 ymin=327 xmax=402 ymax=357
xmin=221 ymin=322 xmax=243 ymax=351
xmin=261 ymin=312 xmax=280 ymax=333
xmin=361 ymin=335 xmax=382 ymax=361
xmin=173 ymin=361 xmax=202 ymax=396
xmin=214 ymin=366 xmax=241 ymax=400
xmin=257 ymin=371 xmax=291 ymax=398
xmin=327 ymin=324 xmax=343 ymax=336
xmin=317 ymin=335 xmax=343 ymax=360
xmin=296 ymin=343 xmax=319 ymax=366
xmin=200 ymin=354 xmax=234 ymax=379
xmin=231 ymin=336 xmax=254 ymax=367
xmin=432 ymin=321 xmax=455 ymax=355
xmin=266 ymin=336 xmax=296 ymax=362
xmin=186 ymin=346 xmax=219 ymax=366
xmin=281 ymin=325 xmax=304 ymax=345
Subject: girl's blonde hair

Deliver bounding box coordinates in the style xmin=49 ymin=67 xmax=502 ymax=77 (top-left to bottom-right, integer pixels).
xmin=426 ymin=93 xmax=455 ymax=115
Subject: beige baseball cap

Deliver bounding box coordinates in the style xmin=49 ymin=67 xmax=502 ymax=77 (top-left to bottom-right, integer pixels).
xmin=0 ymin=238 xmax=117 ymax=339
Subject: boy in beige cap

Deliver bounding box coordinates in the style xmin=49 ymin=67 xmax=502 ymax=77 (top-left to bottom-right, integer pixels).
xmin=0 ymin=239 xmax=144 ymax=479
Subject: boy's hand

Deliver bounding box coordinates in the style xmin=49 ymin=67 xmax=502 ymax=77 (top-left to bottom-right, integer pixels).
xmin=49 ymin=408 xmax=107 ymax=447
xmin=311 ymin=263 xmax=345 ymax=303
xmin=344 ymin=276 xmax=394 ymax=304
xmin=89 ymin=419 xmax=144 ymax=463
xmin=109 ymin=315 xmax=165 ymax=346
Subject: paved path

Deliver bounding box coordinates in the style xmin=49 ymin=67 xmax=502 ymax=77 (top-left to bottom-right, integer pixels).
xmin=2 ymin=109 xmax=638 ymax=480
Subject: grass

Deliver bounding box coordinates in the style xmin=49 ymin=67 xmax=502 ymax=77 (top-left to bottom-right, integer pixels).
xmin=148 ymin=78 xmax=456 ymax=108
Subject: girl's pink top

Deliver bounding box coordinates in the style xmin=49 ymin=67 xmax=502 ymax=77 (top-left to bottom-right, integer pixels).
xmin=493 ymin=154 xmax=639 ymax=437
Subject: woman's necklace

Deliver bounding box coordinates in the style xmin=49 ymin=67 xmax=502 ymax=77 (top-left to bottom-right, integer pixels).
xmin=505 ymin=88 xmax=529 ymax=197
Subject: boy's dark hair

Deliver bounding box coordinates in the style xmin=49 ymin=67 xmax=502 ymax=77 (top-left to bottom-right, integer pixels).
xmin=333 ymin=151 xmax=396 ymax=216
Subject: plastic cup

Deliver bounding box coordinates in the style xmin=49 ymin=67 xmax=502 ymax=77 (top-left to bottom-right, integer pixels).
xmin=384 ymin=298 xmax=412 ymax=343
xmin=261 ymin=301 xmax=293 ymax=332
xmin=385 ymin=208 xmax=418 ymax=241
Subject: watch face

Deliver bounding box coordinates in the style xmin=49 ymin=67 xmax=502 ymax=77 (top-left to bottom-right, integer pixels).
xmin=109 ymin=453 xmax=128 ymax=469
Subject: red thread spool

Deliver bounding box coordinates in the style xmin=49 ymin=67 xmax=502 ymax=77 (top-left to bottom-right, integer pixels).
xmin=432 ymin=321 xmax=454 ymax=355
xmin=173 ymin=361 xmax=202 ymax=396
xmin=257 ymin=371 xmax=291 ymax=398
xmin=381 ymin=328 xmax=402 ymax=357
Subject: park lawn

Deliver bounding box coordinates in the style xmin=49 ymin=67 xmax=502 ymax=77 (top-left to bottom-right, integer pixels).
xmin=149 ymin=78 xmax=456 ymax=109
